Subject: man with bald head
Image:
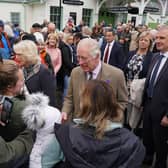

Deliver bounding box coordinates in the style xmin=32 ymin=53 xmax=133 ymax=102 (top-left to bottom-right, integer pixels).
xmin=44 ymin=22 xmax=57 ymax=41
xmin=62 ymin=38 xmax=128 ymax=121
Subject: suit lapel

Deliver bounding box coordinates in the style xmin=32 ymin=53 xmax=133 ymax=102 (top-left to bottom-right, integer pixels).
xmin=101 ymin=42 xmax=107 ymax=59
xmin=144 ymin=54 xmax=159 ymax=89
xmin=96 ymin=62 xmax=109 ymax=80
xmin=79 ymin=69 xmax=87 ymax=82
xmin=155 ymin=58 xmax=168 ymax=85
xmin=109 ymin=41 xmax=115 ymax=61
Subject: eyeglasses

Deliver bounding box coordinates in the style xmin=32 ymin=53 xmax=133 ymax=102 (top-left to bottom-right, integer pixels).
xmin=77 ymin=56 xmax=93 ymax=63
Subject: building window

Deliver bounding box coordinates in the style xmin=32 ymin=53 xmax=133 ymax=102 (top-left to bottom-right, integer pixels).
xmin=82 ymin=8 xmax=92 ymax=26
xmin=50 ymin=6 xmax=62 ymax=29
xmin=10 ymin=12 xmax=20 ymax=25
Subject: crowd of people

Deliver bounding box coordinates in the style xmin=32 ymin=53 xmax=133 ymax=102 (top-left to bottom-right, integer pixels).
xmin=0 ymin=17 xmax=168 ymax=168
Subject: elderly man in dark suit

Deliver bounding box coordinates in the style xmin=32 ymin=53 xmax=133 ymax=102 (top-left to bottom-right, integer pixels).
xmin=61 ymin=38 xmax=128 ymax=121
xmin=100 ymin=29 xmax=125 ymax=70
xmin=142 ymin=26 xmax=168 ymax=168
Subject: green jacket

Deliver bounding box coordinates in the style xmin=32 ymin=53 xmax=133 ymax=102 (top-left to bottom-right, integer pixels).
xmin=0 ymin=129 xmax=34 ymax=168
xmin=0 ymin=97 xmax=28 ymax=141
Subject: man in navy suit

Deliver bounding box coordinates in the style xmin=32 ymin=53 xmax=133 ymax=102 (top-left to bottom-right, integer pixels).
xmin=142 ymin=26 xmax=168 ymax=168
xmin=100 ymin=29 xmax=125 ymax=70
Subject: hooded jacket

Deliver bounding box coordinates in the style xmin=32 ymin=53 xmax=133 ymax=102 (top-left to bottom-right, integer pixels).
xmin=54 ymin=122 xmax=145 ymax=168
xmin=0 ymin=32 xmax=11 ymax=49
xmin=22 ymin=93 xmax=61 ymax=168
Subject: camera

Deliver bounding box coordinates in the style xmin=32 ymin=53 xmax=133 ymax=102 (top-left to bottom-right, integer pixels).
xmin=1 ymin=97 xmax=13 ymax=124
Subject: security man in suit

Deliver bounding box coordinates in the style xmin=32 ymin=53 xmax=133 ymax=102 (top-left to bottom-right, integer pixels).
xmin=142 ymin=26 xmax=168 ymax=168
xmin=100 ymin=28 xmax=125 ymax=70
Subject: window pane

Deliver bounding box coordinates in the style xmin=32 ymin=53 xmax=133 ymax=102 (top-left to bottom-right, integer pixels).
xmin=11 ymin=12 xmax=20 ymax=25
xmin=50 ymin=6 xmax=62 ymax=29
xmin=82 ymin=8 xmax=92 ymax=26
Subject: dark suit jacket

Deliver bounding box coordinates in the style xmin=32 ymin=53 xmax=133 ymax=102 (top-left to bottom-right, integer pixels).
xmin=143 ymin=53 xmax=168 ymax=121
xmin=59 ymin=41 xmax=75 ymax=77
xmin=57 ymin=40 xmax=76 ymax=89
xmin=101 ymin=41 xmax=125 ymax=70
xmin=124 ymin=50 xmax=153 ymax=80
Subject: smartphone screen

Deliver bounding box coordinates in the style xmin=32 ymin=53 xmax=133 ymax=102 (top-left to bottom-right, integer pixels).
xmin=1 ymin=97 xmax=13 ymax=123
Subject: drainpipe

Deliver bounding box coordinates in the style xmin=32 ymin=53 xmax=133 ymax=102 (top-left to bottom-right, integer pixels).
xmin=59 ymin=0 xmax=61 ymax=30
xmin=22 ymin=0 xmax=26 ymax=31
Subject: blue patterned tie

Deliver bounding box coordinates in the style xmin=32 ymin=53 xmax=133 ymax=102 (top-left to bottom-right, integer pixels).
xmin=147 ymin=55 xmax=164 ymax=98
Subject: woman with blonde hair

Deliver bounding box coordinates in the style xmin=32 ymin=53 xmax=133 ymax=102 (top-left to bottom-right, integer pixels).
xmin=46 ymin=33 xmax=62 ymax=76
xmin=124 ymin=31 xmax=154 ymax=133
xmin=13 ymin=40 xmax=57 ymax=107
xmin=48 ymin=80 xmax=145 ymax=168
xmin=124 ymin=31 xmax=153 ymax=88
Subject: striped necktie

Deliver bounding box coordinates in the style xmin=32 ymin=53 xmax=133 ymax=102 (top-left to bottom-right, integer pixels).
xmin=147 ymin=55 xmax=164 ymax=98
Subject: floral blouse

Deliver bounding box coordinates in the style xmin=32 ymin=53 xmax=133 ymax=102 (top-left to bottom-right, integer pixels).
xmin=126 ymin=54 xmax=144 ymax=81
xmin=126 ymin=54 xmax=144 ymax=98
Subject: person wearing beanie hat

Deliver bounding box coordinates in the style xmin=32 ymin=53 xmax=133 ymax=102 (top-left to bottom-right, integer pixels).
xmin=31 ymin=22 xmax=42 ymax=33
xmin=0 ymin=19 xmax=11 ymax=57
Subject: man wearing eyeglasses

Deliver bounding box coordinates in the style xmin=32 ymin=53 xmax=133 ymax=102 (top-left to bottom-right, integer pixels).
xmin=61 ymin=38 xmax=128 ymax=121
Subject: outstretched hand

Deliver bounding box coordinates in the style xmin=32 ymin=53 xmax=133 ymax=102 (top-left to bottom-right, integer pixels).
xmin=61 ymin=112 xmax=68 ymax=124
xmin=161 ymin=115 xmax=168 ymax=127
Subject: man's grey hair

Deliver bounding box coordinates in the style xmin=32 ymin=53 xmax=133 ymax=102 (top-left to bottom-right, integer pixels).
xmin=77 ymin=38 xmax=101 ymax=58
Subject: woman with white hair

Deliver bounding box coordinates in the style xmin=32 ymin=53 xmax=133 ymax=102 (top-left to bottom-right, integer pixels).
xmin=13 ymin=40 xmax=57 ymax=107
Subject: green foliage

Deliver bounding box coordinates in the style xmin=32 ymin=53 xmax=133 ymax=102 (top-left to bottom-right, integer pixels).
xmin=148 ymin=22 xmax=157 ymax=29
